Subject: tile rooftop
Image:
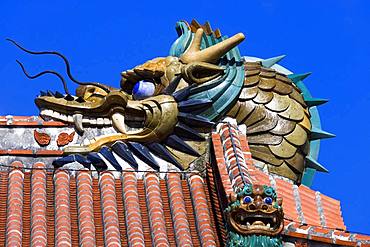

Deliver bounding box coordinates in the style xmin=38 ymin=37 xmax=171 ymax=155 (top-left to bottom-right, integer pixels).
xmin=0 ymin=117 xmax=369 ymax=246
xmin=0 ymin=163 xmax=223 ymax=246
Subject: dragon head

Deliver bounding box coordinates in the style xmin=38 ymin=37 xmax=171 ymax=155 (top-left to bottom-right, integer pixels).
xmin=30 ymin=24 xmax=245 ymax=169
xmin=225 ymin=184 xmax=284 ymax=236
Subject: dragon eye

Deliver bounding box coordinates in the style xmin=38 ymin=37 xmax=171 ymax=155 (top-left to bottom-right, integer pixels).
xmin=132 ymin=80 xmax=155 ymax=99
xmin=264 ymin=197 xmax=273 ymax=205
xmin=243 ymin=196 xmax=253 ymax=204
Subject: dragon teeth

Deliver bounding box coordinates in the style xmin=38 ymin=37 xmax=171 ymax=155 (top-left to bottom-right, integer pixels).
xmin=97 ymin=118 xmax=104 ymax=126
xmin=40 ymin=108 xmax=113 ymax=128
xmin=67 ymin=115 xmax=74 ymax=123
xmin=41 ymin=109 xmax=53 ymax=117
xmin=59 ymin=114 xmax=67 ymax=121
xmin=104 ymin=118 xmax=111 ymax=125
xmin=73 ymin=114 xmax=84 ymax=133
xmin=82 ymin=118 xmax=90 ymax=124
xmin=52 ymin=111 xmax=60 ymax=119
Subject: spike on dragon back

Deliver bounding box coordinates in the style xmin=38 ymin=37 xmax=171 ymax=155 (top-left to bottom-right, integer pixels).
xmin=9 ymin=19 xmax=333 ymax=184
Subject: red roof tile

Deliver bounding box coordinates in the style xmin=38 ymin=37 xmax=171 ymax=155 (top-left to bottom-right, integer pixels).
xmin=211 ymin=122 xmax=370 ymax=246
xmin=167 ymin=173 xmax=193 ymax=246
xmin=0 ymin=162 xmax=222 ymax=246
xmin=0 ymin=116 xmax=66 ymax=127
xmin=1 ymin=118 xmax=369 ymax=246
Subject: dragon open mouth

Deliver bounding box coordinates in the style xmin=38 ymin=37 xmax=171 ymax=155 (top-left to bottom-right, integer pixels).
xmin=39 ymin=106 xmax=146 ymax=135
xmin=40 ymin=109 xmax=112 ymax=127
xmin=120 ymin=108 xmax=146 ymax=133
xmin=228 ymin=208 xmax=284 ymax=236
xmin=231 ymin=210 xmax=280 ymax=231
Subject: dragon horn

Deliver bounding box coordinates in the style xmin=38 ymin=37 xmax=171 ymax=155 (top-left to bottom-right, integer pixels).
xmin=180 ymin=28 xmax=245 ymax=64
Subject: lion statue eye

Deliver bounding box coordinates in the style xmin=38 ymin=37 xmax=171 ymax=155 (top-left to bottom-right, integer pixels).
xmin=243 ymin=196 xmax=253 ymax=204
xmin=264 ymin=197 xmax=273 ymax=205
xmin=132 ymin=80 xmax=156 ymax=100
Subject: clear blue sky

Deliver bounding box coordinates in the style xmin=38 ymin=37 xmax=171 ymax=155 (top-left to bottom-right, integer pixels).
xmin=1 ymin=0 xmax=369 ymax=234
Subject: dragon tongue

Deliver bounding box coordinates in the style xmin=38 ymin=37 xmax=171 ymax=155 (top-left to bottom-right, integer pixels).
xmin=73 ymin=114 xmax=84 ymax=133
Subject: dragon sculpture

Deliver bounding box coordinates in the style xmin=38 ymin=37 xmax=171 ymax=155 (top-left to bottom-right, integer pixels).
xmin=9 ymin=19 xmax=333 ymax=246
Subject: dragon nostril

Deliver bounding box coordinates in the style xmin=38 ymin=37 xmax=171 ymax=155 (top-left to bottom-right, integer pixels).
xmin=248 ymin=204 xmax=256 ymax=210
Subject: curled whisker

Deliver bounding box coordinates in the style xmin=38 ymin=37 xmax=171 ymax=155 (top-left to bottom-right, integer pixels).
xmin=15 ymin=59 xmax=70 ymax=94
xmin=7 ymin=38 xmax=111 ymax=93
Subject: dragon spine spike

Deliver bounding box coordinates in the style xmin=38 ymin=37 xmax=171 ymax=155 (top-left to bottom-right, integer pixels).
xmin=180 ymin=28 xmax=245 ymax=64
xmin=111 ymin=141 xmax=138 ymax=169
xmin=287 ymin=72 xmax=312 ymax=84
xmin=127 ymin=142 xmax=159 ymax=170
xmin=173 ymin=86 xmax=192 ymax=102
xmin=203 ymin=21 xmax=213 ymax=35
xmin=178 ymin=112 xmax=215 ymax=128
xmin=310 ymin=127 xmax=336 ymax=140
xmin=261 ymin=55 xmax=286 ymax=68
xmin=147 ymin=143 xmax=183 ymax=170
xmin=165 ymin=134 xmax=200 ymax=156
xmin=174 ymin=122 xmax=205 ymax=141
xmin=99 ymin=146 xmax=122 ymax=171
xmin=304 ymin=97 xmax=329 ymax=107
xmin=305 ymin=155 xmax=329 ymax=173
xmin=178 ymin=99 xmax=213 ymax=113
xmin=191 ymin=19 xmax=201 ymax=29
xmin=163 ymin=74 xmax=182 ymax=95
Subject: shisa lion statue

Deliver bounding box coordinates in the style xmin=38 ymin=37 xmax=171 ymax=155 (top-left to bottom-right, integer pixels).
xmin=8 ymin=19 xmax=332 ymax=247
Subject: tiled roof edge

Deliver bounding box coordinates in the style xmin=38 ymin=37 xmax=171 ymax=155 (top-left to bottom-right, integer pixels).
xmin=0 ymin=116 xmax=66 ymax=127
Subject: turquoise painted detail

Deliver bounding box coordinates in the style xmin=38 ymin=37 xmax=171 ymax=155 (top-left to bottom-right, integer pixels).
xmin=288 ymin=72 xmax=312 ymax=83
xmin=261 ymin=55 xmax=286 ymax=68
xmin=304 ymin=97 xmax=328 ymax=107
xmin=169 ymin=21 xmax=245 ymax=121
xmin=310 ymin=127 xmax=335 ymax=140
xmin=170 ymin=21 xmax=331 ymax=187
xmin=288 ymin=74 xmax=325 ymax=187
xmin=305 ymin=155 xmax=329 ymax=173
xmin=224 ymin=184 xmax=279 ymax=214
xmin=227 ymin=232 xmax=283 ymax=247
xmin=170 ymin=22 xmax=193 ymax=57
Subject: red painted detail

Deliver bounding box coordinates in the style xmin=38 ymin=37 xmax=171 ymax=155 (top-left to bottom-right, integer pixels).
xmin=57 ymin=132 xmax=75 ymax=147
xmin=34 ymin=130 xmax=51 ymax=147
